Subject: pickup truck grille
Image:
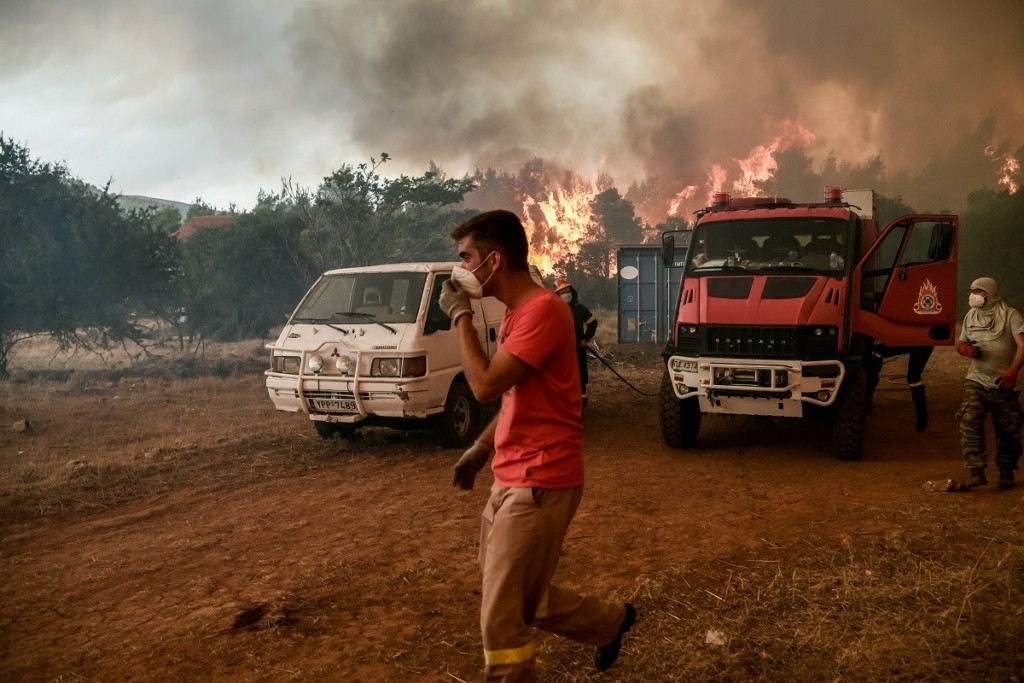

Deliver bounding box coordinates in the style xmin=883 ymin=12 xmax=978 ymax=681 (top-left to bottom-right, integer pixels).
xmin=303 ymin=389 xmax=370 ymax=401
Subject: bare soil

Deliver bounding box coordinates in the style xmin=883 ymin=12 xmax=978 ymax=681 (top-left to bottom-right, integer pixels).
xmin=1 ymin=340 xmax=1022 ymax=682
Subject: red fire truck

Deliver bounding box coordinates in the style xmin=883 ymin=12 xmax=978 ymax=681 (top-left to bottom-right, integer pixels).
xmin=659 ymin=188 xmax=958 ymax=460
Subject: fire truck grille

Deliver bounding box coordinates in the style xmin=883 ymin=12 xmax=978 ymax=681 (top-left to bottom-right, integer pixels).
xmin=699 ymin=325 xmax=839 ymax=359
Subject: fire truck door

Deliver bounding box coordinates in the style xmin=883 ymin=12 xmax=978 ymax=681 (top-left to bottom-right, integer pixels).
xmin=855 ymin=215 xmax=958 ymax=347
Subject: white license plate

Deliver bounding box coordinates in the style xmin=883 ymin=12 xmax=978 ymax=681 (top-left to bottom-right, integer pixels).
xmin=310 ymin=398 xmax=357 ymax=412
xmin=681 ymin=360 xmax=697 ymax=372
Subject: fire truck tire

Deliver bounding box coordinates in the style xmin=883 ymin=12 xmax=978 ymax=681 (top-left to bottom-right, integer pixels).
xmin=313 ymin=421 xmax=356 ymax=440
xmin=660 ymin=371 xmax=701 ymax=448
xmin=832 ymin=365 xmax=866 ymax=461
xmin=434 ymin=379 xmax=481 ymax=449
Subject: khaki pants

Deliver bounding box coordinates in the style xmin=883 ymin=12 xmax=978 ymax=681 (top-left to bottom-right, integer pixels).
xmin=479 ymin=484 xmax=625 ymax=682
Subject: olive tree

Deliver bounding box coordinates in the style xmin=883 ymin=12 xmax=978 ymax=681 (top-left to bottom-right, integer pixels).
xmin=0 ymin=136 xmax=178 ymax=376
xmin=284 ymin=154 xmax=476 ymax=273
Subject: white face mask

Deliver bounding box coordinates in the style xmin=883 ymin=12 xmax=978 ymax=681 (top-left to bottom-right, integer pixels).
xmin=451 ymin=252 xmax=495 ymax=299
xmin=968 ymin=293 xmax=986 ymax=309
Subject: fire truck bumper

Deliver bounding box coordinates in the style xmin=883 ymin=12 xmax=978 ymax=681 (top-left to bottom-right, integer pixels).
xmin=665 ymin=356 xmax=846 ymax=418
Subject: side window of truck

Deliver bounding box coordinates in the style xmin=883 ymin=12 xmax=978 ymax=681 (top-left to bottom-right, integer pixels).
xmin=860 ymin=226 xmax=906 ymax=312
xmin=899 ymin=220 xmax=955 ymax=266
xmin=425 ymin=274 xmax=453 ymax=334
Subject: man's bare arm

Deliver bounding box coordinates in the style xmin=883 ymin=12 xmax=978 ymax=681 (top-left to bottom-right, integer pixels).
xmin=455 ymin=315 xmax=530 ymax=403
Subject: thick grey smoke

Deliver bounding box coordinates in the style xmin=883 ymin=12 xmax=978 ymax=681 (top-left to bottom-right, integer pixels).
xmin=1 ymin=0 xmax=1021 ymax=214
xmin=284 ymin=0 xmax=1024 ymax=213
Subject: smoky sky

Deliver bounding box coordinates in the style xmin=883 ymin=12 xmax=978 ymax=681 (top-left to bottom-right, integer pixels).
xmin=1 ymin=0 xmax=1022 ymax=214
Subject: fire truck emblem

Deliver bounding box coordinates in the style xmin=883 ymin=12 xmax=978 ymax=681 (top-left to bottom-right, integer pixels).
xmin=913 ymin=279 xmax=943 ymax=315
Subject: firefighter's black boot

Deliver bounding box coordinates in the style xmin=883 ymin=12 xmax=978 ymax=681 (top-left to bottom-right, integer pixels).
xmin=967 ymin=468 xmax=987 ymax=487
xmin=910 ymin=384 xmax=928 ymax=432
xmin=999 ymin=468 xmax=1015 ymax=490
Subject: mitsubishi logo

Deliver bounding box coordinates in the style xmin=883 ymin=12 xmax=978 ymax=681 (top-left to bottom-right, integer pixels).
xmin=330 ymin=348 xmax=340 ymax=357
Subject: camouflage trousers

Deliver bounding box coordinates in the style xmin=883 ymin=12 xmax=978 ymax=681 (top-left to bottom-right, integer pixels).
xmin=957 ymin=380 xmax=1023 ymax=471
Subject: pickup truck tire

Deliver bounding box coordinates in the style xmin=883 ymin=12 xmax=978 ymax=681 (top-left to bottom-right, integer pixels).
xmin=660 ymin=370 xmax=701 ymax=448
xmin=832 ymin=364 xmax=866 ymax=461
xmin=434 ymin=379 xmax=480 ymax=448
xmin=313 ymin=421 xmax=356 ymax=440
xmin=313 ymin=419 xmax=358 ymax=440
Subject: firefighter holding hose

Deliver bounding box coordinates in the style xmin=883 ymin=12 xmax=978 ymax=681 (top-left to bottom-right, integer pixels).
xmin=553 ymin=276 xmax=599 ymax=410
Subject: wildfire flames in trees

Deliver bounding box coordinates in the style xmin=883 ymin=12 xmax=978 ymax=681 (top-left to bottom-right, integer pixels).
xmin=986 ymin=145 xmax=1021 ymax=194
xmin=516 ymin=119 xmax=1019 ymax=278
xmin=520 ymin=176 xmax=603 ymax=275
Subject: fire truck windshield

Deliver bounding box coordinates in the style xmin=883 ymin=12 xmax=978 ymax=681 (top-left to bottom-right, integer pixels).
xmin=688 ymin=218 xmax=848 ymax=274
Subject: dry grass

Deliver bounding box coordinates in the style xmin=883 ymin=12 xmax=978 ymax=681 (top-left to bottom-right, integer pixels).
xmin=0 ymin=334 xmax=315 ymax=525
xmin=4 ymin=333 xmax=1023 ymax=681
xmin=483 ymin=509 xmax=1024 ymax=682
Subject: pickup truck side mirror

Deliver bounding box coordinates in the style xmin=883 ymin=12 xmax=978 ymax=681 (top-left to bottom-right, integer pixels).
xmin=424 ymin=275 xmax=454 ymax=335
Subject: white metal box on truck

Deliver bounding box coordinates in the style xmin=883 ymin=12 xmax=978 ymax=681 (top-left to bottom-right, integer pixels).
xmin=265 ymin=262 xmax=505 ymax=447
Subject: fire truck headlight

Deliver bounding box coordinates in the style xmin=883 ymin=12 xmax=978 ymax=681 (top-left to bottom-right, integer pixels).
xmin=817 ymin=390 xmax=831 ymax=401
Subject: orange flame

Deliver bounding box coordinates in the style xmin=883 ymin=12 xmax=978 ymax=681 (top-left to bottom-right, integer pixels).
xmin=668 ymin=119 xmax=817 ymax=217
xmin=985 ymin=145 xmax=1020 ymax=194
xmin=667 ymin=185 xmax=697 ymax=217
xmin=520 ymin=176 xmax=602 ymax=275
xmin=732 ymin=120 xmax=817 ymax=196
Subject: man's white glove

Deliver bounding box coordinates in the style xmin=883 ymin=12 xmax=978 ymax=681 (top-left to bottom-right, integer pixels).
xmin=453 ymin=440 xmax=492 ymax=490
xmin=439 ymin=280 xmax=473 ymax=324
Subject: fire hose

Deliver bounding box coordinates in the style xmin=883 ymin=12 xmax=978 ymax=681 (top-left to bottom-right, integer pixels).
xmin=586 ymin=343 xmax=660 ymax=397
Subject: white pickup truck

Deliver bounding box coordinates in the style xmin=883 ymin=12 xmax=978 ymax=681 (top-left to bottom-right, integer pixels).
xmin=265 ymin=262 xmax=505 ymax=447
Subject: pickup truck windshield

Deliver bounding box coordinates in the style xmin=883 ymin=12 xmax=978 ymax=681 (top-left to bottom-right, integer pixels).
xmin=688 ymin=218 xmax=848 ymax=274
xmin=290 ymin=272 xmax=427 ymax=324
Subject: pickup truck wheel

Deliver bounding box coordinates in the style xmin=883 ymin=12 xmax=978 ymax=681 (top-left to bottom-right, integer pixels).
xmin=313 ymin=421 xmax=356 ymax=440
xmin=659 ymin=370 xmax=701 ymax=448
xmin=435 ymin=380 xmax=480 ymax=448
xmin=832 ymin=364 xmax=866 ymax=461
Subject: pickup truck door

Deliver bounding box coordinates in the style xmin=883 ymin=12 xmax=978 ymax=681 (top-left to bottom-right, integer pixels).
xmin=853 ymin=215 xmax=958 ymax=347
xmin=475 ymin=296 xmax=505 ymax=357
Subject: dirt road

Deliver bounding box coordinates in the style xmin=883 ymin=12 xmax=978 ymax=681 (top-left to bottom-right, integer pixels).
xmin=1 ymin=344 xmax=1021 ymax=681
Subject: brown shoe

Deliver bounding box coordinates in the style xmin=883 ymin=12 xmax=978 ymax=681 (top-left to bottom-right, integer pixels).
xmin=966 ymin=468 xmax=987 ymax=487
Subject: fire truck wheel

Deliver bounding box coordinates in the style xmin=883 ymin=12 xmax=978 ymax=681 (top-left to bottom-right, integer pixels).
xmin=832 ymin=365 xmax=866 ymax=461
xmin=313 ymin=421 xmax=356 ymax=440
xmin=434 ymin=379 xmax=481 ymax=449
xmin=659 ymin=370 xmax=701 ymax=448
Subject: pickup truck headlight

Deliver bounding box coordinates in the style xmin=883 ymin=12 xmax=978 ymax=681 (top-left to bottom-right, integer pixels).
xmin=272 ymin=355 xmax=301 ymax=374
xmin=335 ymin=353 xmax=355 ymax=375
xmin=307 ymin=354 xmax=325 ymax=373
xmin=371 ymin=356 xmax=426 ymax=378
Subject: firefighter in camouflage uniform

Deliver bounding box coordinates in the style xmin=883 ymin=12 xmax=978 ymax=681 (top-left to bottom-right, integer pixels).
xmin=955 ymin=277 xmax=1024 ymax=490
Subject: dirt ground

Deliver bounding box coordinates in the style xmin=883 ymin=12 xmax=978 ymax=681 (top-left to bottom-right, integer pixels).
xmin=1 ymin=340 xmax=1022 ymax=682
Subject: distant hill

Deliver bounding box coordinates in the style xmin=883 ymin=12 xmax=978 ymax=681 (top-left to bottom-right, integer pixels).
xmin=116 ymin=195 xmax=190 ymax=220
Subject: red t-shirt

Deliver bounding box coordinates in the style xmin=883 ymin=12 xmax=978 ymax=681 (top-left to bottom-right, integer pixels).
xmin=492 ymin=288 xmax=584 ymax=489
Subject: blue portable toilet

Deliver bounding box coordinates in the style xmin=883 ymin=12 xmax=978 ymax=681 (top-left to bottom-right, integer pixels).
xmin=616 ymin=244 xmax=688 ymax=344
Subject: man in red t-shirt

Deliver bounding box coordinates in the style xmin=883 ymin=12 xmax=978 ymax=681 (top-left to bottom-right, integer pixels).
xmin=439 ymin=210 xmax=636 ymax=681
